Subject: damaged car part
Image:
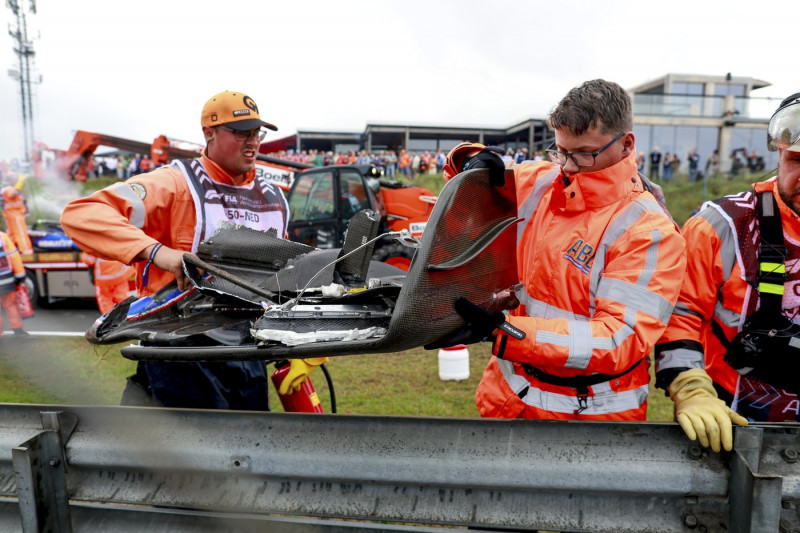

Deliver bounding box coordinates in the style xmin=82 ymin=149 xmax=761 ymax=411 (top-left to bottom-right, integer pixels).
xmin=86 ymin=168 xmax=521 ymax=361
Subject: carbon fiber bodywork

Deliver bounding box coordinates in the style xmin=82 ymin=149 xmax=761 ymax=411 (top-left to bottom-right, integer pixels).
xmin=98 ymin=168 xmax=519 ymax=361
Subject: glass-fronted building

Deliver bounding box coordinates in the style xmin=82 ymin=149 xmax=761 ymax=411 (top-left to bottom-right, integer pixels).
xmin=261 ymin=73 xmax=783 ymax=178
xmin=630 ymin=73 xmax=782 ymax=178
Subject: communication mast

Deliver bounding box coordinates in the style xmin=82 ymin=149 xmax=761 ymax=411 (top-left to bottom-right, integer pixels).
xmin=6 ymin=0 xmax=39 ymax=162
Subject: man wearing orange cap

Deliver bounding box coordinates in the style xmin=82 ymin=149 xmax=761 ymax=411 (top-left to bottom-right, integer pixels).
xmin=61 ymin=91 xmax=326 ymax=409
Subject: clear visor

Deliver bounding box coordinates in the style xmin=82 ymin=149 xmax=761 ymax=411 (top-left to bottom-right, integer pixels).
xmin=767 ymin=100 xmax=800 ymax=152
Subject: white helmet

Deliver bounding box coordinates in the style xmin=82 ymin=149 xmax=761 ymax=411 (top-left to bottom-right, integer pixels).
xmin=767 ymin=92 xmax=800 ymax=152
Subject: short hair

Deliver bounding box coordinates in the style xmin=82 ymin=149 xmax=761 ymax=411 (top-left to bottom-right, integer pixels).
xmin=548 ymin=79 xmax=633 ymax=136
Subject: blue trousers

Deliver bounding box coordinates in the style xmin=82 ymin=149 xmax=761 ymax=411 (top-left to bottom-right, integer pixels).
xmin=126 ymin=360 xmax=270 ymax=410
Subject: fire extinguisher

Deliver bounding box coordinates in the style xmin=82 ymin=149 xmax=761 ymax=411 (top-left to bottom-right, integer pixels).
xmin=15 ymin=282 xmax=34 ymax=319
xmin=271 ymin=360 xmax=325 ymax=413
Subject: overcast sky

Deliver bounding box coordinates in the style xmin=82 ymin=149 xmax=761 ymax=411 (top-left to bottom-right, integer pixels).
xmin=0 ymin=0 xmax=796 ymax=161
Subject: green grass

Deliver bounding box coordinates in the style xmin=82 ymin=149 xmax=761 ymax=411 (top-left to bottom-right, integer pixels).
xmin=0 ymin=336 xmax=136 ymax=405
xmin=658 ymin=171 xmax=769 ymax=227
xmin=0 ymin=335 xmax=675 ymax=420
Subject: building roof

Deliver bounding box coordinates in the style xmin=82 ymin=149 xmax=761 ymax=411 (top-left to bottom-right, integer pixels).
xmin=628 ymin=73 xmax=771 ymax=94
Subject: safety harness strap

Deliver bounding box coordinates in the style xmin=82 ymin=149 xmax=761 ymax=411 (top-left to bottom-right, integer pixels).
xmin=520 ymin=358 xmax=643 ymax=389
xmin=755 ymin=191 xmax=786 ymax=315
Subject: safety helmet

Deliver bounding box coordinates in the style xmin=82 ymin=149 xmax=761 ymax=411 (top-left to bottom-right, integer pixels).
xmin=767 ymin=92 xmax=800 ymax=152
xmin=442 ymin=142 xmax=484 ymax=181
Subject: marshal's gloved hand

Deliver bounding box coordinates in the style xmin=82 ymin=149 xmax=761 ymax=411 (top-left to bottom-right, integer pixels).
xmin=462 ymin=146 xmax=506 ymax=186
xmin=668 ymin=368 xmax=748 ymax=452
xmin=278 ymin=357 xmax=329 ymax=395
xmin=424 ymin=298 xmax=525 ymax=350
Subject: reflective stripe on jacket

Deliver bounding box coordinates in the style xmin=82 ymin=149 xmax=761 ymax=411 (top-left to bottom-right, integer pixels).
xmin=656 ymin=178 xmax=796 ymax=397
xmin=82 ymin=253 xmax=135 ymax=287
xmin=475 ymin=151 xmax=686 ymax=419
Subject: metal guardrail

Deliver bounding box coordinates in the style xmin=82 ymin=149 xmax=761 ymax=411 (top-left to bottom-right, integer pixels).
xmin=0 ymin=404 xmax=798 ymax=532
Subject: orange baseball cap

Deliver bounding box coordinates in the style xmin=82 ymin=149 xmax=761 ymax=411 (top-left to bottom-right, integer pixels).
xmin=201 ymin=91 xmax=278 ymax=132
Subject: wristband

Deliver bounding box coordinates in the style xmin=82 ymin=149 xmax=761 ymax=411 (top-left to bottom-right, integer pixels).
xmin=141 ymin=243 xmax=163 ymax=288
xmin=498 ymin=320 xmax=526 ymax=340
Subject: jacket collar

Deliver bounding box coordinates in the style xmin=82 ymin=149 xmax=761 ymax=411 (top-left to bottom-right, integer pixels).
xmin=557 ymin=151 xmax=642 ymax=213
xmin=757 ymin=178 xmax=800 ymax=239
xmin=200 ymin=149 xmax=256 ymax=186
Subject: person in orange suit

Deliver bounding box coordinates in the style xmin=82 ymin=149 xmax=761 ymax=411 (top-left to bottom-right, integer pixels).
xmin=81 ymin=253 xmax=136 ymax=314
xmin=0 ymin=230 xmax=28 ymax=338
xmin=440 ymin=80 xmax=686 ymax=422
xmin=1 ymin=174 xmax=33 ymax=255
xmin=655 ymin=93 xmax=800 ymax=452
xmin=61 ymin=90 xmax=326 ymax=409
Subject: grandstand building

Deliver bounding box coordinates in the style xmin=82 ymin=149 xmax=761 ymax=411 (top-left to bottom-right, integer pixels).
xmin=261 ymin=73 xmax=782 ymax=176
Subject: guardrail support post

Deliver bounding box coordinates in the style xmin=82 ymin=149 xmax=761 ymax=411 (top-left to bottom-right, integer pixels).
xmin=12 ymin=411 xmax=77 ymax=533
xmin=729 ymin=426 xmax=782 ymax=533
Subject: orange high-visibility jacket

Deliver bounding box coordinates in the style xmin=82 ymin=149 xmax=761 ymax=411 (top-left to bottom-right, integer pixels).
xmin=476 ymin=152 xmax=686 ymax=420
xmin=1 ymin=185 xmax=33 ymax=254
xmin=61 ymin=152 xmax=288 ymax=296
xmin=0 ymin=231 xmax=25 ymax=295
xmin=81 ymin=253 xmax=135 ymax=287
xmin=655 ymin=179 xmax=798 ymax=400
xmin=1 ymin=185 xmax=26 ymax=215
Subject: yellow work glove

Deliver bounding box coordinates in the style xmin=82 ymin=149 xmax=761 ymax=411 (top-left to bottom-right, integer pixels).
xmin=14 ymin=173 xmax=28 ymax=191
xmin=278 ymin=357 xmax=329 ymax=396
xmin=668 ymin=368 xmax=749 ymax=452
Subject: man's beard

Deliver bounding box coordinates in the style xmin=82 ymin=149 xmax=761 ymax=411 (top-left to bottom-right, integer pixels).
xmin=778 ymin=180 xmax=800 ymax=217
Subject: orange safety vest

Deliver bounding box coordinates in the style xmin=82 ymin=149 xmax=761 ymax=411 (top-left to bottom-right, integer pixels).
xmin=475 ymin=152 xmax=686 ymax=420
xmin=61 ymin=152 xmax=288 ymax=296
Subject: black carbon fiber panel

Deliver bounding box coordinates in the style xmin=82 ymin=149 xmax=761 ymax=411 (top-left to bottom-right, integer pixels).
xmin=197 ymin=224 xmax=314 ymax=270
xmin=334 ymin=209 xmax=381 ymax=285
xmin=121 ymin=168 xmax=519 ymax=361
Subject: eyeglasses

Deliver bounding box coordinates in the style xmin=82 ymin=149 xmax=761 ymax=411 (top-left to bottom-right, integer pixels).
xmin=546 ymin=132 xmax=625 ymax=167
xmin=217 ymin=125 xmax=268 ymax=142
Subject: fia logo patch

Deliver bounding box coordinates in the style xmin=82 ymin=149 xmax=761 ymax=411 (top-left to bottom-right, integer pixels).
xmin=564 ymin=239 xmax=594 ymax=274
xmin=129 ymin=183 xmax=146 ymax=201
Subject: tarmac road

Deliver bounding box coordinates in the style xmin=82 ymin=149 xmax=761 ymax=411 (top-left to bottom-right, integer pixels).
xmin=1 ymin=298 xmax=100 ymax=337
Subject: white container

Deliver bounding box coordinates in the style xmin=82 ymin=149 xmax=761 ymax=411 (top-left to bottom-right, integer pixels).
xmin=438 ymin=345 xmax=470 ymax=381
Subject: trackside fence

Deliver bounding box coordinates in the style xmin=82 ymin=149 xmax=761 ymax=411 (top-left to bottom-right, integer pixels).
xmin=0 ymin=404 xmax=798 ymax=532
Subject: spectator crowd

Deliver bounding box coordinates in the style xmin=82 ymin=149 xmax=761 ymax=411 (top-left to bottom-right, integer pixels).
xmin=85 ymin=153 xmax=157 ymax=180
xmin=4 ymin=142 xmax=769 ymax=186
xmin=636 ymin=146 xmax=769 ymax=183
xmin=266 ymin=146 xmax=545 ymax=179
